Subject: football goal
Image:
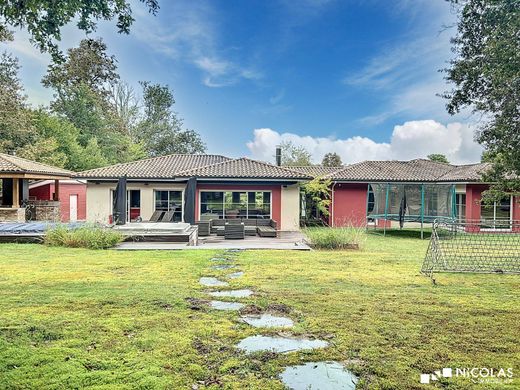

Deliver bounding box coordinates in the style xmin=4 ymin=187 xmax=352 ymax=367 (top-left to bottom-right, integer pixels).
xmin=422 ymin=220 xmax=520 ymax=275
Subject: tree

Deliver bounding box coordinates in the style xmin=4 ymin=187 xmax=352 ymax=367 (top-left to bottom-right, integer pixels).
xmin=135 ymin=82 xmax=206 ymax=156
xmin=302 ymin=177 xmax=332 ymax=225
xmin=322 ymin=152 xmax=342 ymax=167
xmin=443 ymin=0 xmax=520 ymax=193
xmin=42 ymin=38 xmax=119 ymax=100
xmin=427 ymin=154 xmax=449 ymax=164
xmin=0 ymin=1 xmax=159 ymax=59
xmin=279 ymin=140 xmax=313 ymax=166
xmin=0 ymin=33 xmax=35 ymax=154
xmin=110 ymin=81 xmax=140 ymax=138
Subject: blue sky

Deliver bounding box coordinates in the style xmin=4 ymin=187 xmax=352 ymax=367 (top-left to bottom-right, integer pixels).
xmin=3 ymin=0 xmax=483 ymax=164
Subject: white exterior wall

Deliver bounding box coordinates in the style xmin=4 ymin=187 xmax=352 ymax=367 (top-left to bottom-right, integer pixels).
xmin=281 ymin=184 xmax=301 ymax=231
xmin=86 ymin=182 xmax=186 ymax=223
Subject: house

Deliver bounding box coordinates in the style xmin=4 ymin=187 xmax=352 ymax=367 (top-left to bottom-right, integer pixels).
xmin=295 ymin=159 xmax=520 ymax=231
xmin=77 ymin=153 xmax=518 ymax=233
xmin=29 ymin=180 xmax=87 ymax=222
xmin=77 ymin=155 xmax=311 ymax=231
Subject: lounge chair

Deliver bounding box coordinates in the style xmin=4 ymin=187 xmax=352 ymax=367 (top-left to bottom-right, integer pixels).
xmin=149 ymin=210 xmax=164 ymax=222
xmin=160 ymin=210 xmax=174 ymax=222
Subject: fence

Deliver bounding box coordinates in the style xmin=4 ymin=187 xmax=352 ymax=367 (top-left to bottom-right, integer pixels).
xmin=422 ymin=220 xmax=520 ymax=275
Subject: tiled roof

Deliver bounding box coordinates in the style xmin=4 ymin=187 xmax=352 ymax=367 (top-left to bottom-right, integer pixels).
xmin=77 ymin=154 xmax=230 ymax=179
xmin=325 ymin=159 xmax=490 ymax=182
xmin=287 ymin=165 xmax=343 ymax=177
xmin=436 ymin=162 xmax=492 ymax=181
xmin=0 ymin=153 xmax=72 ymax=177
xmin=177 ymin=157 xmax=311 ymax=180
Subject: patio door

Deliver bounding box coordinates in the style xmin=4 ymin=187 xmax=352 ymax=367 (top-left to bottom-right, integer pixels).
xmin=127 ymin=190 xmax=141 ymax=222
xmin=69 ymin=194 xmax=78 ymax=222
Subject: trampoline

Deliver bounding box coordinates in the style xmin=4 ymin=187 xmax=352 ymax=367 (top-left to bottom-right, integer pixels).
xmin=367 ymin=183 xmax=457 ymax=238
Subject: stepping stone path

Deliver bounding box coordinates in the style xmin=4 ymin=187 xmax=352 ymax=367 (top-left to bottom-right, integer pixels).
xmin=211 ymin=264 xmax=236 ymax=270
xmin=199 ymin=249 xmax=356 ymax=389
xmin=280 ymin=362 xmax=358 ymax=390
xmin=199 ymin=277 xmax=228 ymax=287
xmin=210 ymin=301 xmax=245 ymax=311
xmin=240 ymin=313 xmax=294 ymax=328
xmin=226 ymin=271 xmax=244 ymax=279
xmin=237 ymin=335 xmax=329 ymax=353
xmin=209 ymin=289 xmax=254 ymax=298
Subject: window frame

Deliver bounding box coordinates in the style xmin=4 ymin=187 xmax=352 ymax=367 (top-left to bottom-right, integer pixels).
xmin=199 ymin=190 xmax=273 ymax=220
xmin=153 ymin=189 xmax=184 ymax=222
xmin=480 ymin=195 xmax=513 ymax=231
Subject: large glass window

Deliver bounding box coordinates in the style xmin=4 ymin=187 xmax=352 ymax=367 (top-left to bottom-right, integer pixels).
xmin=155 ymin=190 xmax=183 ymax=222
xmin=481 ymin=197 xmax=511 ymax=229
xmin=200 ymin=191 xmax=271 ymax=219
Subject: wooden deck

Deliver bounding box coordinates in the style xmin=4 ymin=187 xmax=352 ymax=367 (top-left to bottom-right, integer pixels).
xmin=114 ymin=231 xmax=311 ymax=251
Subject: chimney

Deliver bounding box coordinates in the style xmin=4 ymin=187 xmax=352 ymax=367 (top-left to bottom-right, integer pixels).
xmin=275 ymin=146 xmax=282 ymax=166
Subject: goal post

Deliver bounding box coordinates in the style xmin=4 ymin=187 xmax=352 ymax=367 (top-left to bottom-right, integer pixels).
xmin=422 ymin=220 xmax=520 ymax=275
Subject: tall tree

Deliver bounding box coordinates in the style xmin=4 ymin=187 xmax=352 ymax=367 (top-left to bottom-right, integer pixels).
xmin=279 ymin=140 xmax=313 ymax=166
xmin=443 ymin=0 xmax=519 ymax=194
xmin=136 ymin=82 xmax=206 ymax=156
xmin=322 ymin=152 xmax=342 ymax=167
xmin=43 ymin=38 xmax=146 ymax=165
xmin=0 ymin=31 xmax=34 ymax=154
xmin=427 ymin=154 xmax=449 ymax=164
xmin=0 ymin=1 xmax=159 ymax=59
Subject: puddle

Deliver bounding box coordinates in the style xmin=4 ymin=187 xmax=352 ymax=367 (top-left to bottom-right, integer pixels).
xmin=211 ymin=264 xmax=236 ymax=270
xmin=199 ymin=277 xmax=229 ymax=287
xmin=280 ymin=361 xmax=358 ymax=390
xmin=209 ymin=289 xmax=253 ymax=298
xmin=236 ymin=335 xmax=328 ymax=353
xmin=209 ymin=301 xmax=245 ymax=311
xmin=226 ymin=271 xmax=244 ymax=279
xmin=210 ymin=257 xmax=230 ymax=262
xmin=241 ymin=313 xmax=294 ymax=328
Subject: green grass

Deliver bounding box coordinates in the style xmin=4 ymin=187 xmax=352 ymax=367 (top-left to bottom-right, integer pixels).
xmin=303 ymin=226 xmax=366 ymax=249
xmin=44 ymin=224 xmax=123 ymax=249
xmin=0 ymin=233 xmax=518 ymax=389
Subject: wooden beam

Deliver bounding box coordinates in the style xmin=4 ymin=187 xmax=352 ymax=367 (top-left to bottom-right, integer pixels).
xmin=0 ymin=173 xmax=71 ymax=180
xmin=53 ymin=179 xmax=60 ymax=201
xmin=12 ymin=179 xmax=19 ymax=208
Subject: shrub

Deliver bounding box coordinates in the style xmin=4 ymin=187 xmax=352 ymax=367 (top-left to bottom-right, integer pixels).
xmin=44 ymin=224 xmax=123 ymax=249
xmin=303 ymin=226 xmax=366 ymax=250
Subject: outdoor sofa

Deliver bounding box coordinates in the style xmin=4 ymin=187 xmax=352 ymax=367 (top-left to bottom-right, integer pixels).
xmin=201 ymin=218 xmax=277 ymax=237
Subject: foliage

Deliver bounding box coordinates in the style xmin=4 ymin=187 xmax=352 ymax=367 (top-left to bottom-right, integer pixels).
xmin=443 ymin=0 xmax=520 ymax=194
xmin=1 ymin=237 xmax=518 ymax=388
xmin=302 ymin=177 xmax=332 ymax=223
xmin=0 ymin=1 xmax=159 ymax=59
xmin=427 ymin=153 xmax=449 ymax=164
xmin=135 ymin=82 xmax=206 ymax=156
xmin=322 ymin=152 xmax=342 ymax=167
xmin=303 ymin=226 xmax=366 ymax=249
xmin=44 ymin=225 xmax=123 ymax=249
xmin=0 ymin=46 xmax=35 ymax=154
xmin=279 ymin=140 xmax=312 ymax=166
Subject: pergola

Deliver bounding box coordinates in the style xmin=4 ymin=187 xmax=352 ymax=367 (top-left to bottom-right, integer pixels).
xmin=0 ymin=153 xmax=72 ymax=222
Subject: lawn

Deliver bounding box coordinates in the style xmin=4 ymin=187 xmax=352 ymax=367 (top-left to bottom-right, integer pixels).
xmin=0 ymin=232 xmax=518 ymax=389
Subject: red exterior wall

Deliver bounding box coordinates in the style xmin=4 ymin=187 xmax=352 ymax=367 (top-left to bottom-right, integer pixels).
xmin=195 ymin=184 xmax=282 ymax=224
xmin=29 ymin=182 xmax=87 ymax=222
xmin=330 ymin=183 xmax=368 ymax=227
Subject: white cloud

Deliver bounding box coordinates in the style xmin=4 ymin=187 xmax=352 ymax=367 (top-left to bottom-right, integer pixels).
xmin=132 ymin=1 xmax=260 ymax=88
xmin=246 ymin=120 xmax=483 ymax=165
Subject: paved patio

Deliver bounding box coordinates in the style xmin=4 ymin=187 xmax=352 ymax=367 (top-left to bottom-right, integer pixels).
xmin=114 ymin=231 xmax=311 ymax=250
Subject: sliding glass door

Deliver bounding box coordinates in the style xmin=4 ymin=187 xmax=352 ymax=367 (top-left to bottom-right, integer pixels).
xmin=200 ymin=191 xmax=271 ymax=219
xmin=154 ymin=190 xmax=183 ymax=222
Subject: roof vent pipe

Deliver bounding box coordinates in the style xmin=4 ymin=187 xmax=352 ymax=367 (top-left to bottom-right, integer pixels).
xmin=275 ymin=146 xmax=282 ymax=166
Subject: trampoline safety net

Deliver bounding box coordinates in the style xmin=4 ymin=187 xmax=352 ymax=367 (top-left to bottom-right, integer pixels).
xmin=422 ymin=220 xmax=520 ymax=275
xmin=369 ymin=183 xmax=456 ymax=224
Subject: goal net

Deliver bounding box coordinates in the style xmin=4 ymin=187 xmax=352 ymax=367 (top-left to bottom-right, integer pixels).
xmin=422 ymin=220 xmax=520 ymax=275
